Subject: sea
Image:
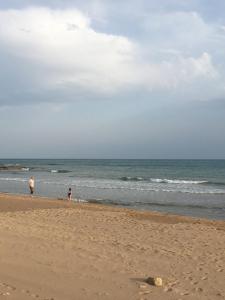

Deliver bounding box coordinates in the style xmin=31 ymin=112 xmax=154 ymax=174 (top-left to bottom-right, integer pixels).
xmin=0 ymin=159 xmax=225 ymax=220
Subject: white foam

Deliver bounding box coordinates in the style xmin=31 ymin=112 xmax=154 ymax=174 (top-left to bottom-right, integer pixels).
xmin=150 ymin=178 xmax=208 ymax=184
xmin=0 ymin=177 xmax=27 ymax=182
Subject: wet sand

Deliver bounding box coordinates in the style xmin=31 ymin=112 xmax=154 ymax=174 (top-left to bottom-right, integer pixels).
xmin=0 ymin=192 xmax=224 ymax=299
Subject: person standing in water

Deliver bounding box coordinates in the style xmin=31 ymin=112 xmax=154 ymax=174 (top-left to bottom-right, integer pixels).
xmin=28 ymin=176 xmax=35 ymax=195
xmin=67 ymin=187 xmax=72 ymax=202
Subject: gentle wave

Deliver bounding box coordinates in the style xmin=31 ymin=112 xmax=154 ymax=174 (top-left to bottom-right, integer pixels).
xmin=119 ymin=176 xmax=209 ymax=184
xmin=1 ymin=177 xmax=225 ymax=194
xmin=120 ymin=176 xmax=144 ymax=181
xmin=0 ymin=177 xmax=27 ymax=182
xmin=150 ymin=178 xmax=208 ymax=184
xmin=50 ymin=169 xmax=71 ymax=173
xmin=58 ymin=170 xmax=71 ymax=173
xmin=86 ymin=198 xmax=225 ymax=210
xmin=140 ymin=201 xmax=225 ymax=210
xmin=1 ymin=165 xmax=70 ymax=174
xmin=201 ymin=181 xmax=225 ymax=187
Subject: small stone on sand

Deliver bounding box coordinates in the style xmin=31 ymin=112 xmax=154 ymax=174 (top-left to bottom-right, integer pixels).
xmin=146 ymin=277 xmax=163 ymax=287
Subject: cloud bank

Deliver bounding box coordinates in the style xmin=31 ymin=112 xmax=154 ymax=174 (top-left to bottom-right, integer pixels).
xmin=0 ymin=6 xmax=223 ymax=106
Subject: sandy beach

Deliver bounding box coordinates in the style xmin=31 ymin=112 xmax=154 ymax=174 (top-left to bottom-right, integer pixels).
xmin=0 ymin=193 xmax=224 ymax=300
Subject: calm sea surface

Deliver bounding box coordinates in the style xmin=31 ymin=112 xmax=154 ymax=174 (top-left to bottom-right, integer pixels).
xmin=0 ymin=159 xmax=225 ymax=220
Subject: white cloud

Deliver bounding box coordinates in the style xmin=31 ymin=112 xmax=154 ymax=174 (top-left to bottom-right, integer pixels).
xmin=135 ymin=52 xmax=217 ymax=91
xmin=0 ymin=7 xmax=139 ymax=94
xmin=0 ymin=7 xmax=222 ymax=103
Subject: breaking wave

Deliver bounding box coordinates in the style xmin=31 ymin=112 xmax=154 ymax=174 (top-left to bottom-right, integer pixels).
xmin=120 ymin=176 xmax=144 ymax=181
xmin=50 ymin=169 xmax=71 ymax=173
xmin=120 ymin=177 xmax=208 ymax=184
xmin=150 ymin=178 xmax=208 ymax=184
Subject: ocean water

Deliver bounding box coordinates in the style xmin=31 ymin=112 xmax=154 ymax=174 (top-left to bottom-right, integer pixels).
xmin=0 ymin=159 xmax=225 ymax=220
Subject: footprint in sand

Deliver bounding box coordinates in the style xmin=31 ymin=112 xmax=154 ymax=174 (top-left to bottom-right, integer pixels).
xmin=21 ymin=288 xmax=30 ymax=294
xmin=180 ymin=291 xmax=190 ymax=296
xmin=0 ymin=291 xmax=11 ymax=296
xmin=138 ymin=283 xmax=151 ymax=298
xmin=0 ymin=281 xmax=17 ymax=297
xmin=217 ymin=268 xmax=224 ymax=272
xmin=190 ymin=281 xmax=199 ymax=285
xmin=21 ymin=288 xmax=54 ymax=300
xmin=139 ymin=290 xmax=151 ymax=296
xmin=163 ymin=287 xmax=173 ymax=292
xmin=0 ymin=282 xmax=16 ymax=290
xmin=195 ymin=287 xmax=203 ymax=292
xmin=201 ymin=276 xmax=208 ymax=280
xmin=31 ymin=293 xmax=40 ymax=298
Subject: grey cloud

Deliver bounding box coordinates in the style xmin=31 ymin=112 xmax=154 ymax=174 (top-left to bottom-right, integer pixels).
xmin=0 ymin=3 xmax=225 ymax=108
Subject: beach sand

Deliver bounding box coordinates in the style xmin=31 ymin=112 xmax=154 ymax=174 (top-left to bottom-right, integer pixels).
xmin=0 ymin=193 xmax=224 ymax=300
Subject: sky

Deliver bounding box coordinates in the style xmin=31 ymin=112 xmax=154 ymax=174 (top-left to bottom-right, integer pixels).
xmin=0 ymin=0 xmax=225 ymax=159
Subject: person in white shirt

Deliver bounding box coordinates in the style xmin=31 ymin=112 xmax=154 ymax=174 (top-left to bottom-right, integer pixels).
xmin=28 ymin=176 xmax=35 ymax=195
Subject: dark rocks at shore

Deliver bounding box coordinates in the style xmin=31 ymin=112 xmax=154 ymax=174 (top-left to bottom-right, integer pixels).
xmin=0 ymin=165 xmax=27 ymax=171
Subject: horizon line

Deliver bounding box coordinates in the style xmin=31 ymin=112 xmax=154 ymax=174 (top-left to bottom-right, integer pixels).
xmin=1 ymin=158 xmax=225 ymax=160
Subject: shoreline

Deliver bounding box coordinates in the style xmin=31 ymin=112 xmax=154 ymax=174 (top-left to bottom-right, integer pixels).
xmin=0 ymin=192 xmax=224 ymax=299
xmin=1 ymin=191 xmax=225 ymax=226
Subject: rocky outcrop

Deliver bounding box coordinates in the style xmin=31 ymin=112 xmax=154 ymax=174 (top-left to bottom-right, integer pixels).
xmin=0 ymin=165 xmax=26 ymax=171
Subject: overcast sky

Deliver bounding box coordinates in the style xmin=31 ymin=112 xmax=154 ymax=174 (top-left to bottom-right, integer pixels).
xmin=0 ymin=0 xmax=225 ymax=159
